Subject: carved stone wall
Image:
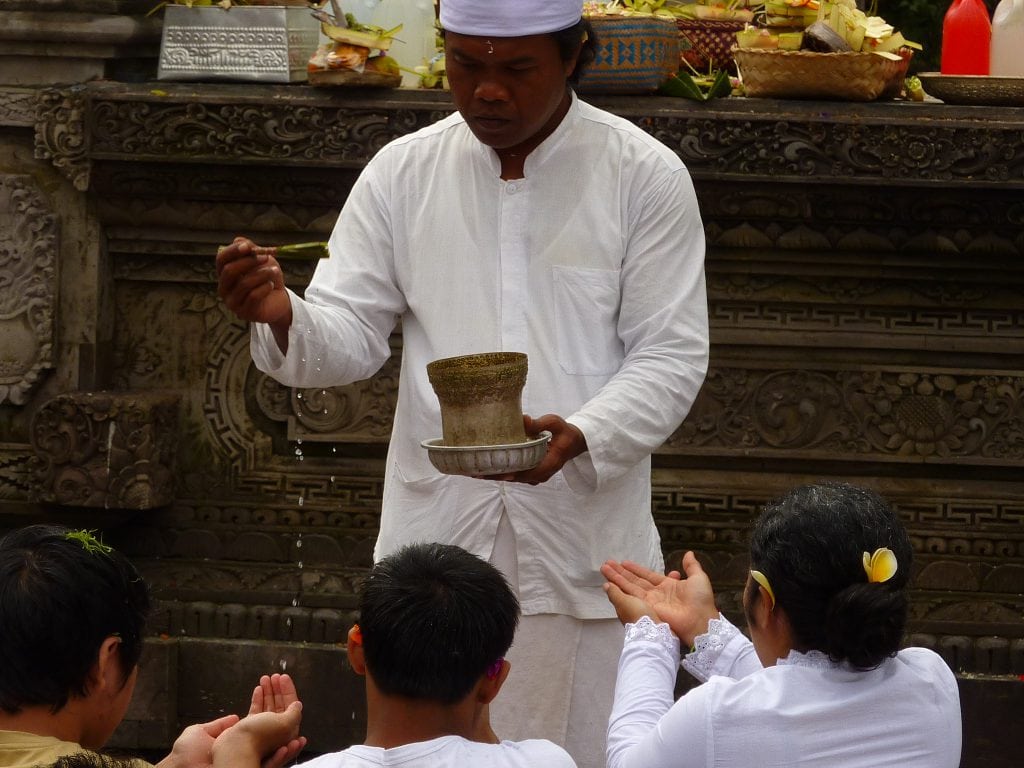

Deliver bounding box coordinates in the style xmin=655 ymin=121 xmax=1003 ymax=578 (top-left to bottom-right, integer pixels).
xmin=0 ymin=174 xmax=57 ymax=405
xmin=2 ymin=81 xmax=1022 ymax=764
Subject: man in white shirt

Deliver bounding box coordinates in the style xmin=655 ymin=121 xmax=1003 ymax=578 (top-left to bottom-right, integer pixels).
xmin=215 ymin=2 xmax=708 ymax=764
xmin=298 ymin=542 xmax=576 ymax=768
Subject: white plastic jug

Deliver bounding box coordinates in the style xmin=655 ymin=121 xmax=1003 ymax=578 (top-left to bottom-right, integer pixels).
xmin=350 ymin=0 xmax=438 ymax=87
xmin=991 ymin=0 xmax=1024 ymax=76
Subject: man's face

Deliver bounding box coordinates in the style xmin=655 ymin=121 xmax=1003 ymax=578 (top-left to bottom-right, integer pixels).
xmin=444 ymin=31 xmax=578 ymax=154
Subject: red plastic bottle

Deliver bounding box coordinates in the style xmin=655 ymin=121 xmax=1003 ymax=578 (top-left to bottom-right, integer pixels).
xmin=941 ymin=0 xmax=993 ymax=75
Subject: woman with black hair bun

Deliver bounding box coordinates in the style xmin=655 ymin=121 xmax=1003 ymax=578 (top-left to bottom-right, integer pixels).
xmin=601 ymin=482 xmax=962 ymax=768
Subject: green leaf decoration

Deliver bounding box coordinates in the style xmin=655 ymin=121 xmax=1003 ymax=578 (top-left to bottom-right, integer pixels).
xmin=65 ymin=529 xmax=114 ymax=556
xmin=658 ymin=69 xmax=732 ymax=102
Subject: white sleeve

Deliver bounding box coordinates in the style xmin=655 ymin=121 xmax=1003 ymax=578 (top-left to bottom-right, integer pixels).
xmin=249 ymin=158 xmax=406 ymax=389
xmin=607 ymin=616 xmax=711 ymax=768
xmin=682 ymin=615 xmax=763 ymax=682
xmin=566 ymin=167 xmax=708 ymax=491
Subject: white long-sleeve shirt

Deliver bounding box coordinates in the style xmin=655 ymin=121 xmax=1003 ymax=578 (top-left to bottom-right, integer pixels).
xmin=608 ymin=616 xmax=962 ymax=768
xmin=252 ymin=93 xmax=708 ymax=618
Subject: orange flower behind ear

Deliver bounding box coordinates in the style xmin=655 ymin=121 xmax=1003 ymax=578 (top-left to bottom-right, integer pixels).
xmin=862 ymin=548 xmax=898 ymax=583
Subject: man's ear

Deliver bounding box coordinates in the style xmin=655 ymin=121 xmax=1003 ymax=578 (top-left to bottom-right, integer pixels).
xmin=346 ymin=627 xmax=367 ymax=676
xmin=91 ymin=636 xmax=124 ymax=696
xmin=476 ymin=659 xmax=510 ymax=706
xmin=348 ymin=643 xmax=368 ymax=671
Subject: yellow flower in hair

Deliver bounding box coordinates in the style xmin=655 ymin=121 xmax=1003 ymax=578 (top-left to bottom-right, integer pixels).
xmin=749 ymin=569 xmax=775 ymax=609
xmin=862 ymin=547 xmax=897 ymax=583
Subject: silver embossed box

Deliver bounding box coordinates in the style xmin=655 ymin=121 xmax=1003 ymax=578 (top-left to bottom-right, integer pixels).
xmin=158 ymin=4 xmax=320 ymax=83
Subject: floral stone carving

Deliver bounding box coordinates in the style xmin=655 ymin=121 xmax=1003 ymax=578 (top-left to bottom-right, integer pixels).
xmin=0 ymin=175 xmax=57 ymax=405
xmin=30 ymin=391 xmax=181 ymax=509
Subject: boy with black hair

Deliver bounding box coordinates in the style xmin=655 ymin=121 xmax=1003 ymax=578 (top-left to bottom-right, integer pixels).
xmin=0 ymin=524 xmax=304 ymax=768
xmin=301 ymin=542 xmax=576 ymax=767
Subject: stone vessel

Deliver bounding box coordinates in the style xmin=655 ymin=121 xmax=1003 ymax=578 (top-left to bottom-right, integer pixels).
xmin=426 ymin=352 xmax=529 ymax=446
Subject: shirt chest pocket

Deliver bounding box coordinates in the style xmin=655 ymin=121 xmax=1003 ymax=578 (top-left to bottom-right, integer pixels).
xmin=552 ymin=265 xmax=623 ymax=376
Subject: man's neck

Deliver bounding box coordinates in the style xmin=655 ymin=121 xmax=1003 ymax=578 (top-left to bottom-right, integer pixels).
xmin=0 ymin=707 xmax=82 ymax=745
xmin=495 ymin=88 xmax=573 ymax=181
xmin=363 ymin=690 xmax=491 ymax=750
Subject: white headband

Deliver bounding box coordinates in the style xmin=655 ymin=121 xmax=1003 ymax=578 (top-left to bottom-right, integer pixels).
xmin=440 ymin=0 xmax=584 ymax=37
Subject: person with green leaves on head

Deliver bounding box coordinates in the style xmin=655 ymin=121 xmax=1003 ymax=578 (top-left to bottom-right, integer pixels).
xmin=0 ymin=525 xmax=306 ymax=768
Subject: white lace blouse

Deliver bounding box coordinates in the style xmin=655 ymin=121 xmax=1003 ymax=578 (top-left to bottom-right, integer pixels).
xmin=607 ymin=615 xmax=962 ymax=768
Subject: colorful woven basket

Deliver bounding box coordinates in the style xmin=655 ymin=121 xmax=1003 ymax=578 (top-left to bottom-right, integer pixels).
xmin=677 ymin=19 xmax=747 ymax=72
xmin=734 ymin=47 xmax=913 ymax=101
xmin=577 ymin=14 xmax=680 ymax=94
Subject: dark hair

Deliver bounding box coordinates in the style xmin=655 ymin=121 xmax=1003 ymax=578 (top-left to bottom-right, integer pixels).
xmin=358 ymin=542 xmax=519 ymax=705
xmin=552 ymin=18 xmax=598 ymax=84
xmin=0 ymin=525 xmax=150 ymax=714
xmin=746 ymin=483 xmax=912 ymax=669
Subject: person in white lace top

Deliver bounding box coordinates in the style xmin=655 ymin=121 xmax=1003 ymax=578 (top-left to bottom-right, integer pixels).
xmin=600 ymin=482 xmax=962 ymax=768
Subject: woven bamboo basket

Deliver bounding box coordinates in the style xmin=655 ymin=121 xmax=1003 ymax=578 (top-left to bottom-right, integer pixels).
xmin=734 ymin=47 xmax=913 ymax=101
xmin=577 ymin=14 xmax=680 ymax=94
xmin=677 ymin=19 xmax=747 ymax=72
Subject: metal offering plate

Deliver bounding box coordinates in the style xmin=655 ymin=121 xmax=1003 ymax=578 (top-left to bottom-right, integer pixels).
xmin=917 ymin=72 xmax=1024 ymax=107
xmin=421 ymin=431 xmax=552 ymax=477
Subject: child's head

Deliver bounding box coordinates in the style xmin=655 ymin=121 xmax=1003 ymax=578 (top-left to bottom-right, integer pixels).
xmin=746 ymin=482 xmax=912 ymax=669
xmin=0 ymin=525 xmax=150 ymax=717
xmin=357 ymin=542 xmax=519 ymax=705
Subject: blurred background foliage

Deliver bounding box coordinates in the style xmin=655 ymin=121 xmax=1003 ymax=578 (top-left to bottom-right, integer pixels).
xmin=882 ymin=0 xmax=998 ymax=72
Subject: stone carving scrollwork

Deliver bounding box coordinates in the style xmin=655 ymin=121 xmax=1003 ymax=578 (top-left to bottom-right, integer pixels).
xmin=254 ymin=348 xmax=399 ymax=444
xmin=0 ymin=87 xmax=37 ymax=128
xmin=90 ymin=99 xmax=452 ymax=166
xmin=30 ymin=391 xmax=181 ymax=509
xmin=34 ymin=87 xmax=91 ymax=191
xmin=0 ymin=174 xmax=57 ymax=405
xmin=671 ymin=368 xmax=1023 ymax=464
xmin=638 ymin=115 xmax=1024 ymax=185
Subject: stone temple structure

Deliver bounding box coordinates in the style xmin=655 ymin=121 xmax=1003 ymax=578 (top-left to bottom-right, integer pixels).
xmin=0 ymin=2 xmax=1021 ymax=763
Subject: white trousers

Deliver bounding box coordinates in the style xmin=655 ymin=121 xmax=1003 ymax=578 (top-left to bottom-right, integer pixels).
xmin=488 ymin=510 xmax=624 ymax=768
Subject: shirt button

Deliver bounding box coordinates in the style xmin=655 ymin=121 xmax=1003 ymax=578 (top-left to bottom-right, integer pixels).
xmin=506 ymin=183 xmax=517 ymax=194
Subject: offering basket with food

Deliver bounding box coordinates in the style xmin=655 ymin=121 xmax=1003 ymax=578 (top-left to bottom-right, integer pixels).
xmin=732 ymin=0 xmax=920 ymax=100
xmin=307 ymin=2 xmax=402 ymax=87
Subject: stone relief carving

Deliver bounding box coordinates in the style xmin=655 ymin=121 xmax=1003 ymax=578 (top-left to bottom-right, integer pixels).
xmin=0 ymin=174 xmax=57 ymax=405
xmin=30 ymin=391 xmax=181 ymax=509
xmin=34 ymin=87 xmax=90 ymax=191
xmin=255 ymin=345 xmax=400 ymax=444
xmin=638 ymin=115 xmax=1024 ymax=184
xmin=0 ymin=87 xmax=36 ymax=128
xmin=89 ymin=99 xmax=452 ymax=165
xmin=670 ymin=368 xmax=1024 ymax=464
xmin=0 ymin=448 xmax=34 ymax=501
xmin=50 ymin=83 xmax=1023 ymax=188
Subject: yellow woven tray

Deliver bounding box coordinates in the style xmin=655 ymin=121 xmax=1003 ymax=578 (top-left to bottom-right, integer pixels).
xmin=734 ymin=47 xmax=912 ymax=101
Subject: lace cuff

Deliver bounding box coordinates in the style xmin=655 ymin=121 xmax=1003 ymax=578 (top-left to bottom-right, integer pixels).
xmin=681 ymin=615 xmax=741 ymax=681
xmin=624 ymin=615 xmax=679 ymax=656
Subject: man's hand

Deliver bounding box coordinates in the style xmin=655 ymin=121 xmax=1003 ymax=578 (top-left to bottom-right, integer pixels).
xmin=157 ymin=714 xmax=240 ymax=768
xmin=216 ymin=237 xmax=294 ymax=351
xmin=212 ymin=703 xmax=305 ymax=768
xmin=601 ymin=551 xmax=720 ymax=647
xmin=481 ymin=414 xmax=587 ymax=485
xmin=249 ymin=673 xmax=299 ymax=715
